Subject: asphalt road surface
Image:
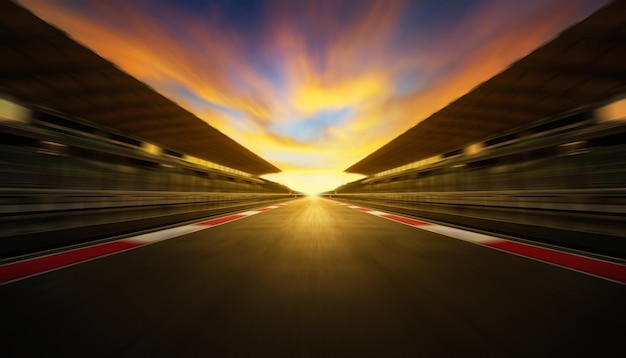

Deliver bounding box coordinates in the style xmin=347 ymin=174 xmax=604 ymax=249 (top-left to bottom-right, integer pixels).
xmin=3 ymin=197 xmax=625 ymax=357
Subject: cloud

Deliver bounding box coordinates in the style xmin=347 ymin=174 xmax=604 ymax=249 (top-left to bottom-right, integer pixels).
xmin=19 ymin=0 xmax=608 ymax=193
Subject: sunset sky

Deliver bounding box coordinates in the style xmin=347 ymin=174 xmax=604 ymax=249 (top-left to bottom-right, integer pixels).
xmin=19 ymin=0 xmax=608 ymax=194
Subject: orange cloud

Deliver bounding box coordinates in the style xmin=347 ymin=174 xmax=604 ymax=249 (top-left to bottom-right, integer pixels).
xmin=18 ymin=0 xmax=608 ymax=194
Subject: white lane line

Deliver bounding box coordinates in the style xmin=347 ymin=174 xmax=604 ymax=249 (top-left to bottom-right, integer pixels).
xmin=123 ymin=225 xmax=206 ymax=244
xmin=423 ymin=225 xmax=505 ymax=245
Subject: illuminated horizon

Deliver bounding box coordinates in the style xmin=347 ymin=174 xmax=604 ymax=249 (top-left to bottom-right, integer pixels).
xmin=18 ymin=0 xmax=608 ymax=194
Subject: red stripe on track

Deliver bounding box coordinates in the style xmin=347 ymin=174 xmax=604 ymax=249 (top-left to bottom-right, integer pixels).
xmin=487 ymin=241 xmax=626 ymax=283
xmin=0 ymin=241 xmax=142 ymax=283
xmin=381 ymin=214 xmax=429 ymax=226
xmin=197 ymin=214 xmax=246 ymax=226
xmin=334 ymin=199 xmax=625 ymax=284
xmin=1 ymin=204 xmax=289 ymax=284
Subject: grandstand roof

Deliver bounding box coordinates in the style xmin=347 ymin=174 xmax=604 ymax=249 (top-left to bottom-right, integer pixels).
xmin=346 ymin=1 xmax=626 ymax=175
xmin=0 ymin=1 xmax=281 ymax=175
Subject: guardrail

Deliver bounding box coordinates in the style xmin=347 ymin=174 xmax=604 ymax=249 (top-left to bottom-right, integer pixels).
xmin=1 ymin=189 xmax=298 ymax=257
xmin=0 ymin=188 xmax=296 ymax=214
xmin=328 ymin=189 xmax=626 ymax=257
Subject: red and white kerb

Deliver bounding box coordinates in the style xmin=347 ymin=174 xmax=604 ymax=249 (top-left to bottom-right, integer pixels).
xmin=0 ymin=202 xmax=291 ymax=284
xmin=335 ymin=201 xmax=626 ymax=285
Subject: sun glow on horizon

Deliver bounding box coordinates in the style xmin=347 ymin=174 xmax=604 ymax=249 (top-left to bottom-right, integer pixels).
xmin=263 ymin=171 xmax=365 ymax=195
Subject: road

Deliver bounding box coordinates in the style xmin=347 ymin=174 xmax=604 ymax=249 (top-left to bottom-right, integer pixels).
xmin=3 ymin=197 xmax=625 ymax=357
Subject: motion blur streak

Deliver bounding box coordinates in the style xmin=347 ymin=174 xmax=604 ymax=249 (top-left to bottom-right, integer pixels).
xmin=333 ymin=200 xmax=626 ymax=284
xmin=2 ymin=2 xmax=625 ymax=355
xmin=17 ymin=0 xmax=608 ymax=193
xmin=0 ymin=202 xmax=291 ymax=284
xmin=3 ymin=197 xmax=625 ymax=356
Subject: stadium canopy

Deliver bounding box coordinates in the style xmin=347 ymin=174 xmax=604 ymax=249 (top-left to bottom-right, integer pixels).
xmin=0 ymin=1 xmax=281 ymax=175
xmin=346 ymin=0 xmax=626 ymax=175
